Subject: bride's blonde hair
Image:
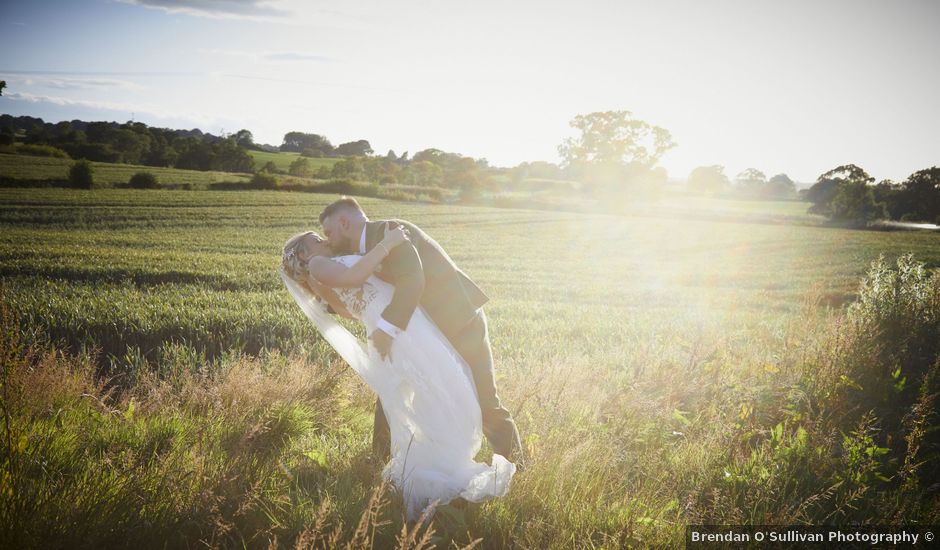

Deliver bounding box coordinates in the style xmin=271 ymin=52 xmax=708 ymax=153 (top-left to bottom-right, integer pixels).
xmin=282 ymin=231 xmax=323 ymax=281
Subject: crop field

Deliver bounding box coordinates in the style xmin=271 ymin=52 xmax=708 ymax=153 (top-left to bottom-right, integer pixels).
xmin=1 ymin=188 xmax=939 ymax=548
xmin=248 ymin=149 xmax=342 ymax=172
xmin=0 ymin=153 xmax=252 ymax=186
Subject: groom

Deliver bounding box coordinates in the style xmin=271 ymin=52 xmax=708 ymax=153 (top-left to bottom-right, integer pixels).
xmin=318 ymin=196 xmax=523 ymax=465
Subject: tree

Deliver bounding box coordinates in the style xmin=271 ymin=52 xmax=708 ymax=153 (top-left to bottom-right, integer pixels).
xmin=807 ymin=164 xmax=874 ymax=217
xmin=412 ymin=148 xmax=449 ymax=165
xmin=873 ymin=179 xmax=905 ymax=220
xmin=899 ymin=167 xmax=940 ymax=222
xmin=331 ymin=157 xmax=365 ymax=179
xmin=233 ymin=129 xmax=255 ymax=150
xmin=456 ymin=170 xmax=482 ymax=203
xmin=112 ymin=128 xmax=150 ymax=164
xmin=143 ymin=133 xmax=178 ymax=167
xmin=807 ymin=164 xmax=884 ymax=226
xmin=212 ymin=137 xmax=255 ymax=173
xmin=335 ymin=139 xmax=373 ymax=157
xmin=558 ymin=111 xmax=675 ymax=193
xmin=687 ymin=165 xmax=730 ymax=195
xmin=734 ymin=168 xmax=767 ymax=197
xmin=281 ymin=132 xmax=333 ymax=155
xmin=558 ymin=110 xmax=675 ymax=172
xmin=172 ymin=137 xmax=213 ymax=170
xmin=69 ymin=160 xmax=95 ymax=189
xmin=128 ymin=172 xmax=159 ymax=189
xmin=0 ymin=81 xmax=5 ymax=96
xmin=288 ymin=156 xmax=312 ymax=177
xmin=0 ymin=128 xmax=14 ymax=146
xmin=401 ymin=161 xmax=443 ymax=187
xmin=829 ymin=180 xmax=886 ymax=227
xmin=766 ymin=173 xmax=797 ymax=199
xmin=260 ymin=161 xmax=280 ymax=174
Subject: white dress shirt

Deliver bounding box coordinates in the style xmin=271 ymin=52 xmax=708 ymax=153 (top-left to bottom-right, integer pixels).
xmin=360 ymin=223 xmax=403 ymax=339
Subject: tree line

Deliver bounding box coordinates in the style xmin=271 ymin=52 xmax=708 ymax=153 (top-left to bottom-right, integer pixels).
xmin=687 ymin=166 xmax=798 ymax=200
xmin=3 ymin=112 xmax=936 ymax=224
xmin=803 ymin=164 xmax=940 ymax=227
xmin=1 ymin=115 xmax=255 ymax=173
xmin=0 ymin=118 xmax=380 ymax=173
xmin=275 ymin=131 xmax=373 ymax=158
xmin=271 ymin=148 xmax=493 ymax=201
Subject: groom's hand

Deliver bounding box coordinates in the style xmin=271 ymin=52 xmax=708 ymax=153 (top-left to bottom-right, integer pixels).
xmin=371 ymin=328 xmax=394 ymax=360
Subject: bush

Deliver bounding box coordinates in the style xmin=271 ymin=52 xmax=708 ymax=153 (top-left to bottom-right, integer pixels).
xmin=810 ymin=254 xmax=940 ymax=495
xmin=259 ymin=161 xmax=283 ymax=174
xmin=288 ymin=157 xmax=312 ymax=178
xmin=68 ymin=160 xmax=95 ymax=189
xmin=16 ymin=143 xmax=70 ymax=159
xmin=379 ymin=190 xmax=413 ymax=202
xmin=250 ymin=172 xmax=278 ymax=189
xmin=316 ymin=178 xmax=377 ymax=196
xmin=128 ymin=172 xmax=159 ymax=189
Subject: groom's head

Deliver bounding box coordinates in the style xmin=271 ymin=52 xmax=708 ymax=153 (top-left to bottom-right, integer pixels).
xmin=319 ymin=196 xmax=368 ymax=253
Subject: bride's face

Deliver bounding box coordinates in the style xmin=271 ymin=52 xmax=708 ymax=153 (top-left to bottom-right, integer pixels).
xmin=300 ymin=235 xmax=332 ymax=260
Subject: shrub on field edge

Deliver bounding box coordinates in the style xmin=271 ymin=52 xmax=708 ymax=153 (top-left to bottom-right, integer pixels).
xmin=259 ymin=161 xmax=285 ymax=175
xmin=128 ymin=172 xmax=160 ymax=189
xmin=250 ymin=172 xmax=278 ymax=189
xmin=317 ymin=177 xmax=378 ymax=196
xmin=16 ymin=143 xmax=71 ymax=159
xmin=68 ymin=159 xmax=95 ymax=189
xmin=689 ymin=254 xmax=940 ymax=524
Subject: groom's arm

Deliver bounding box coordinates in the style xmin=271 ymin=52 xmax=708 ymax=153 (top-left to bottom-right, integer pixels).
xmin=377 ymin=222 xmax=424 ymax=335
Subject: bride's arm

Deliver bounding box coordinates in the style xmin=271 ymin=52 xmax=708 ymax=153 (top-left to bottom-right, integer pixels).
xmin=303 ymin=276 xmax=356 ymax=320
xmin=307 ymin=226 xmax=409 ymax=288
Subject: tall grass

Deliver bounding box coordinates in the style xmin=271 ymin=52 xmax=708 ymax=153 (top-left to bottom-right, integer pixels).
xmin=2 ymin=255 xmax=939 ymax=548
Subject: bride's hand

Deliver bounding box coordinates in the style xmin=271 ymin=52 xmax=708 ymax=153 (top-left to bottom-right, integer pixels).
xmin=304 ymin=271 xmax=326 ymax=296
xmin=380 ymin=225 xmax=410 ymax=250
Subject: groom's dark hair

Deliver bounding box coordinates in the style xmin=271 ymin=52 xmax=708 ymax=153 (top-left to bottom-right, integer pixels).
xmin=319 ymin=196 xmax=365 ymax=224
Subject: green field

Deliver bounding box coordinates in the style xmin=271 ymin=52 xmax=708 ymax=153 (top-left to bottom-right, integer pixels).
xmin=248 ymin=149 xmax=342 ymax=172
xmin=0 ymin=153 xmax=252 ymax=186
xmin=2 ymin=188 xmax=939 ymax=547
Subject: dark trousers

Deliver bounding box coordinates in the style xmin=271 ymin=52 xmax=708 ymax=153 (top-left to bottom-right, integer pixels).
xmin=372 ymin=309 xmax=523 ymax=462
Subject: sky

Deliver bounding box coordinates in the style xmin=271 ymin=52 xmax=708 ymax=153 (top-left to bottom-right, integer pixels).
xmin=1 ymin=0 xmax=938 ymax=183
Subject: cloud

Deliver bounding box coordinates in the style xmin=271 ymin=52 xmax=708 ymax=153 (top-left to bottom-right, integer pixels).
xmin=2 ymin=92 xmax=222 ymax=125
xmin=7 ymin=91 xmax=157 ymax=113
xmin=5 ymin=75 xmax=145 ymax=91
xmin=262 ymin=52 xmax=332 ymax=62
xmin=220 ymin=73 xmax=405 ymax=93
xmin=198 ymin=48 xmax=334 ymax=63
xmin=121 ymin=0 xmax=371 ymax=29
xmin=118 ymin=0 xmax=290 ymax=20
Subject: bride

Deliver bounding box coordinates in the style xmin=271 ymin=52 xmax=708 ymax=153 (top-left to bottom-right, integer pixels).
xmin=279 ymin=227 xmax=515 ymax=521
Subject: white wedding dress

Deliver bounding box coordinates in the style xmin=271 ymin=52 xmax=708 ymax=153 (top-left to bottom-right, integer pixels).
xmin=280 ymin=255 xmax=515 ymax=520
